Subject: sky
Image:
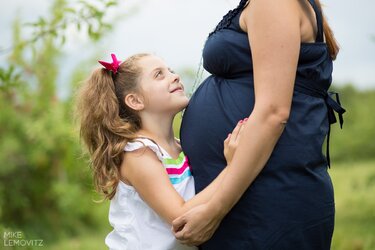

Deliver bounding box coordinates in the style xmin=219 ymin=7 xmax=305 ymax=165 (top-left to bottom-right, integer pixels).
xmin=1 ymin=0 xmax=375 ymax=95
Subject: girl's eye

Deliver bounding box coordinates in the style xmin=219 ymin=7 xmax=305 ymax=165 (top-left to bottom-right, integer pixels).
xmin=155 ymin=70 xmax=163 ymax=78
xmin=169 ymin=69 xmax=175 ymax=74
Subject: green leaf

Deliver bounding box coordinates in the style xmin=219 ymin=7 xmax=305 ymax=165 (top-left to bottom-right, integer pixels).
xmin=61 ymin=35 xmax=66 ymax=45
xmin=106 ymin=1 xmax=118 ymax=7
xmin=63 ymin=7 xmax=76 ymax=14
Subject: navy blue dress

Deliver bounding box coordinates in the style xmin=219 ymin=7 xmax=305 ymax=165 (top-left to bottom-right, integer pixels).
xmin=180 ymin=1 xmax=345 ymax=249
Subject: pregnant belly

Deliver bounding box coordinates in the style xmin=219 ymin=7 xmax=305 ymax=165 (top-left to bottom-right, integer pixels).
xmin=180 ymin=76 xmax=254 ymax=191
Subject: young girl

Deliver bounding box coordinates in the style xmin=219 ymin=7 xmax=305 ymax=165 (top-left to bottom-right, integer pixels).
xmin=76 ymin=53 xmax=245 ymax=250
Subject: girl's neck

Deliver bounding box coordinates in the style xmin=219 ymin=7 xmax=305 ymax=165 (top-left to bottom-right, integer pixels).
xmin=137 ymin=113 xmax=180 ymax=155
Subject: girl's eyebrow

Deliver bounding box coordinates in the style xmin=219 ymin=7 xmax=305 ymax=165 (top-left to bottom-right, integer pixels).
xmin=151 ymin=66 xmax=170 ymax=76
xmin=150 ymin=67 xmax=162 ymax=75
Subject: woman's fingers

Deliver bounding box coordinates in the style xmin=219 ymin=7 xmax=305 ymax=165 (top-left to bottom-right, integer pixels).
xmin=172 ymin=216 xmax=186 ymax=234
xmin=174 ymin=228 xmax=185 ymax=241
xmin=172 ymin=204 xmax=223 ymax=246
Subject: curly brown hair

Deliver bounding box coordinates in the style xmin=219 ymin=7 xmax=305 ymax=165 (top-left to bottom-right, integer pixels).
xmin=76 ymin=53 xmax=150 ymax=200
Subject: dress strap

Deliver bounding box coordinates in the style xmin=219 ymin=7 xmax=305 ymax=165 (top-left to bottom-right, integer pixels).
xmin=306 ymin=0 xmax=324 ymax=42
xmin=209 ymin=0 xmax=248 ymax=36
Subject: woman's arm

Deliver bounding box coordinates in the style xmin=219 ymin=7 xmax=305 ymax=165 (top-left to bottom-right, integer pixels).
xmin=122 ymin=121 xmax=244 ymax=225
xmin=205 ymin=0 xmax=300 ymax=215
xmin=173 ymin=0 xmax=301 ymax=245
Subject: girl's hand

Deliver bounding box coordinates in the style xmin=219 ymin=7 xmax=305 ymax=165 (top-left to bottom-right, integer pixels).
xmin=172 ymin=203 xmax=225 ymax=246
xmin=224 ymin=118 xmax=247 ymax=164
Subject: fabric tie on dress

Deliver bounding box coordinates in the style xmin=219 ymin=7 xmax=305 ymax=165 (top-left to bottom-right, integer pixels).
xmin=324 ymin=91 xmax=346 ymax=167
xmin=325 ymin=92 xmax=345 ymax=128
xmin=294 ymin=82 xmax=346 ymax=167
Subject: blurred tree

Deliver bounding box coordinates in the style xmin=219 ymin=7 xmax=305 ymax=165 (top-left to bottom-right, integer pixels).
xmin=0 ymin=0 xmax=120 ymax=240
xmin=330 ymin=84 xmax=375 ymax=163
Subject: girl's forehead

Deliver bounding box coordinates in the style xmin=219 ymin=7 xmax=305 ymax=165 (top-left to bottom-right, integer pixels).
xmin=139 ymin=55 xmax=167 ymax=71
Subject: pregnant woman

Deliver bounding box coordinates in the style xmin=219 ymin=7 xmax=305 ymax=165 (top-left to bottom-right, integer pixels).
xmin=176 ymin=0 xmax=345 ymax=249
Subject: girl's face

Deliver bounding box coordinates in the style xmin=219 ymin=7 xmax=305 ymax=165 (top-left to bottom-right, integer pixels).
xmin=137 ymin=55 xmax=189 ymax=114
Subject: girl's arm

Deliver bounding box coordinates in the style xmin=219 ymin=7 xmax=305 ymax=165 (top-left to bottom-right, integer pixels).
xmin=122 ymin=120 xmax=244 ymax=225
xmin=173 ymin=0 xmax=301 ymax=245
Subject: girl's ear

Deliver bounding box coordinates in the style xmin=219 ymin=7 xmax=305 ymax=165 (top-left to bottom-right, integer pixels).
xmin=124 ymin=93 xmax=145 ymax=111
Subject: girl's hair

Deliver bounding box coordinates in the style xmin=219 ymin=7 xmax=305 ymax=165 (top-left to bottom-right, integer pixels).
xmin=76 ymin=53 xmax=150 ymax=200
xmin=213 ymin=0 xmax=339 ymax=60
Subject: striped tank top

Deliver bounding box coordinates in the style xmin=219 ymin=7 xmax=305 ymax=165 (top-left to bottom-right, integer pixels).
xmin=105 ymin=137 xmax=196 ymax=250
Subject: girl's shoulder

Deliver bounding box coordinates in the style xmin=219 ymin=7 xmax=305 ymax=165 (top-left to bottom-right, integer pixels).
xmin=124 ymin=137 xmax=164 ymax=162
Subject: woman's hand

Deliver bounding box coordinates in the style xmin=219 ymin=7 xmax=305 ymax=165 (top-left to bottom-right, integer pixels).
xmin=172 ymin=203 xmax=225 ymax=246
xmin=224 ymin=118 xmax=247 ymax=164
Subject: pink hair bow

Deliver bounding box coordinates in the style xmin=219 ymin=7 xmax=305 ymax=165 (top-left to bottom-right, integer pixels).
xmin=98 ymin=53 xmax=122 ymax=74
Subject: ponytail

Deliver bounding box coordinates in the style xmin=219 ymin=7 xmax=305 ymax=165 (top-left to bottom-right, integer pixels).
xmin=315 ymin=0 xmax=340 ymax=60
xmin=76 ymin=53 xmax=150 ymax=200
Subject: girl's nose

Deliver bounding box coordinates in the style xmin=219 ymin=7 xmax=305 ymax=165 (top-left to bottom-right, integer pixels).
xmin=172 ymin=72 xmax=180 ymax=83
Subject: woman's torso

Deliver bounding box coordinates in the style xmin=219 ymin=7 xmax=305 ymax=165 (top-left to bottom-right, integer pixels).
xmin=180 ymin=1 xmax=336 ymax=249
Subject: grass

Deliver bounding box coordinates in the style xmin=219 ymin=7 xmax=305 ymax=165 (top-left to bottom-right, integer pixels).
xmin=47 ymin=232 xmax=109 ymax=250
xmin=330 ymin=160 xmax=375 ymax=250
xmin=47 ymin=161 xmax=375 ymax=250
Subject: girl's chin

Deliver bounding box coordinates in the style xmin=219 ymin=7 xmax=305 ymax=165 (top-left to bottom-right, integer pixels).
xmin=177 ymin=101 xmax=189 ymax=112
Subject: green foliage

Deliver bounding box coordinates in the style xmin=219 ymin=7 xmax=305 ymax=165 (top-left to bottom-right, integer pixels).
xmin=22 ymin=0 xmax=117 ymax=46
xmin=330 ymin=84 xmax=375 ymax=162
xmin=0 ymin=0 xmax=119 ymax=242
